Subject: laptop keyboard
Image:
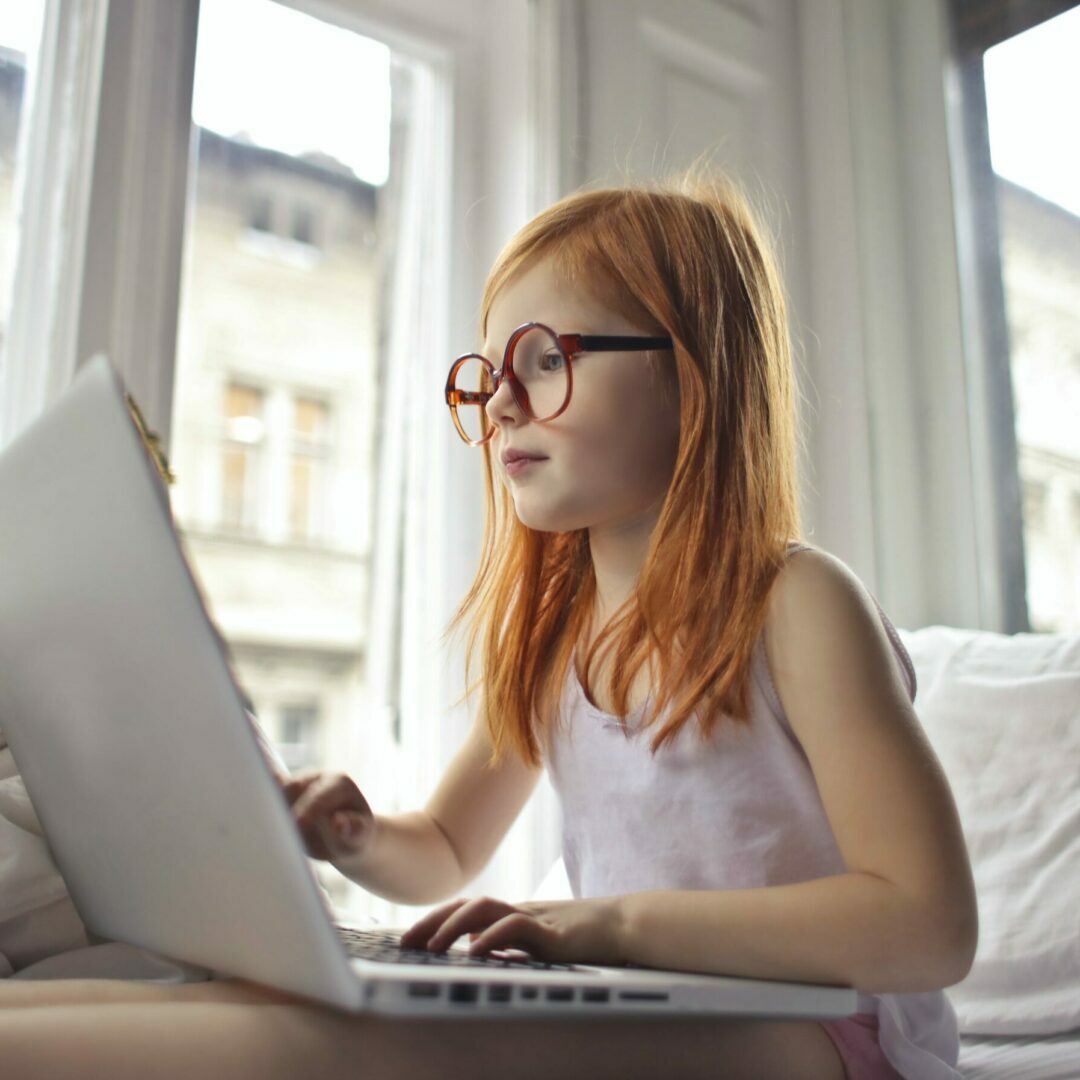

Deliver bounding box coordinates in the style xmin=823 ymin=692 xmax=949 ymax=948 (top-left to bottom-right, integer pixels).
xmin=336 ymin=926 xmax=580 ymax=972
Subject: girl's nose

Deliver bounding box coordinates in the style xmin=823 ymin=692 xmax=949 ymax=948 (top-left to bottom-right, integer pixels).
xmin=485 ymin=373 xmax=526 ymax=426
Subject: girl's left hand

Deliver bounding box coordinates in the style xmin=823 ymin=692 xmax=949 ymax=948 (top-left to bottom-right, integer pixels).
xmin=398 ymin=895 xmax=628 ymax=968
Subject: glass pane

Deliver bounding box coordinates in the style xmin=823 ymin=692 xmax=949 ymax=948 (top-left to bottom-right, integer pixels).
xmin=168 ymin=0 xmax=416 ymax=916
xmin=0 ymin=3 xmax=46 ymax=367
xmin=220 ymin=383 xmax=264 ymax=532
xmin=221 ymin=446 xmax=253 ymax=531
xmin=294 ymin=396 xmax=328 ymax=441
xmin=277 ymin=703 xmax=321 ymax=772
xmin=984 ymin=8 xmax=1080 ymax=632
xmin=289 ymin=456 xmax=314 ymax=539
xmin=226 ymin=383 xmax=265 ymax=423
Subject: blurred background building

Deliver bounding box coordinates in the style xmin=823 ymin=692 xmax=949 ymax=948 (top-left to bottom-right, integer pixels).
xmin=0 ymin=32 xmax=414 ymax=910
xmin=997 ymin=178 xmax=1080 ymax=631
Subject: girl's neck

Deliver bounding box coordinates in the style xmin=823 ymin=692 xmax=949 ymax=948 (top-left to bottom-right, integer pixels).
xmin=586 ymin=500 xmax=665 ymax=621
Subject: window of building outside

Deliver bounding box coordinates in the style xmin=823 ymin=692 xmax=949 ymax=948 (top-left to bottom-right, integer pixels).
xmin=289 ymin=395 xmax=331 ymax=542
xmin=277 ymin=702 xmax=323 ymax=772
xmin=0 ymin=2 xmax=45 ymax=371
xmin=249 ymin=193 xmax=273 ymax=233
xmin=221 ymin=381 xmax=266 ymax=534
xmin=983 ymin=7 xmax=1080 ymax=631
xmin=292 ymin=203 xmax=317 ymax=247
xmin=168 ymin=0 xmax=413 ymax=913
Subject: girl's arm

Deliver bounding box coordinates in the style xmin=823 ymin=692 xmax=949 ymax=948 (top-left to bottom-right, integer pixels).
xmin=332 ymin=704 xmax=543 ymax=906
xmin=618 ymin=550 xmax=978 ymax=995
xmin=618 ymin=870 xmax=967 ymax=994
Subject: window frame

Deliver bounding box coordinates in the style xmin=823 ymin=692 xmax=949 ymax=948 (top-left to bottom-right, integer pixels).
xmin=941 ymin=0 xmax=1079 ymax=632
xmin=942 ymin=34 xmax=1029 ymax=632
xmin=949 ymin=0 xmax=1078 ymax=57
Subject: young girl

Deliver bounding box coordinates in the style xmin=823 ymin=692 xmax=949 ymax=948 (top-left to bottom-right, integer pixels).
xmin=0 ymin=169 xmax=977 ymax=1080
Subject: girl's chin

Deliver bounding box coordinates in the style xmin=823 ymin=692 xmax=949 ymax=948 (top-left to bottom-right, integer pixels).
xmin=512 ymin=504 xmax=588 ymax=534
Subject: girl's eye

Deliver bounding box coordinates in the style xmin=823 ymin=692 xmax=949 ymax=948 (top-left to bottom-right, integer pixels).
xmin=540 ymin=351 xmax=564 ymax=372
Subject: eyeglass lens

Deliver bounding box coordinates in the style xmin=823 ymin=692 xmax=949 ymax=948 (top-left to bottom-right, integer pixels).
xmin=453 ymin=326 xmax=568 ymax=442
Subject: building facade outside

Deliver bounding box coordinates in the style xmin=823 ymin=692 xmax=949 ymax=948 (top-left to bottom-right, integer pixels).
xmin=168 ymin=125 xmax=385 ymax=908
xmin=997 ymin=177 xmax=1080 ymax=632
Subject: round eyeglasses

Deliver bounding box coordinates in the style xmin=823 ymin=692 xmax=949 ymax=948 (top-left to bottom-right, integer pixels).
xmin=445 ymin=321 xmax=673 ymax=445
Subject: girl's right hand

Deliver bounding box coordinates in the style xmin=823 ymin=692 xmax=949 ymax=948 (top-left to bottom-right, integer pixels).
xmin=282 ymin=770 xmax=376 ymax=862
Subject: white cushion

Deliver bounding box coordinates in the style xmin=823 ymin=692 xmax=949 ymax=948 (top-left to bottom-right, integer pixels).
xmin=897 ymin=625 xmax=1080 ymax=1036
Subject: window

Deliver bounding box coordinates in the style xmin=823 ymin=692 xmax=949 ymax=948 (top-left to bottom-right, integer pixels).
xmin=215 ymin=382 xmax=333 ymax=542
xmin=0 ymin=0 xmax=514 ymax=933
xmin=167 ymin=0 xmax=444 ymax=926
xmin=983 ymin=7 xmax=1080 ymax=632
xmin=249 ymin=193 xmax=273 ymax=233
xmin=277 ymin=702 xmax=322 ymax=772
xmin=0 ymin=3 xmax=45 ymax=371
xmin=1021 ymin=477 xmax=1047 ymax=531
xmin=947 ymin=0 xmax=1080 ymax=633
xmin=221 ymin=382 xmax=266 ymax=533
xmin=289 ymin=395 xmax=331 ymax=542
xmin=291 ymin=203 xmax=316 ymax=246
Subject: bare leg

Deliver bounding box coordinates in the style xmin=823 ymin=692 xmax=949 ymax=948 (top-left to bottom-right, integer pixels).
xmin=0 ymin=975 xmax=305 ymax=1009
xmin=0 ymin=983 xmax=845 ymax=1080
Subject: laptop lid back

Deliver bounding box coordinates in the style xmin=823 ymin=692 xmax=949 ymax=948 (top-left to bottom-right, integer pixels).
xmin=0 ymin=356 xmax=359 ymax=1007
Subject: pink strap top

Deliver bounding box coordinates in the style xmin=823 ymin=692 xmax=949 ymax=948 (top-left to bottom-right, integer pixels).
xmin=541 ymin=543 xmax=961 ymax=1080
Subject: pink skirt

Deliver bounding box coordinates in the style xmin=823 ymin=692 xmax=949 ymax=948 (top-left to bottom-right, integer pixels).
xmin=818 ymin=1014 xmax=904 ymax=1080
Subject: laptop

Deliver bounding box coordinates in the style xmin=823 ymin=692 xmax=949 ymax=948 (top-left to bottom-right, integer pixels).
xmin=0 ymin=355 xmax=857 ymax=1020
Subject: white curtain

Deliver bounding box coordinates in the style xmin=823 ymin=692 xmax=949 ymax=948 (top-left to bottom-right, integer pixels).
xmin=353 ymin=51 xmax=459 ymax=926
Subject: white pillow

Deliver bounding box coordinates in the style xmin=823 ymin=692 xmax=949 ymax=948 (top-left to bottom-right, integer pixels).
xmin=897 ymin=625 xmax=1080 ymax=1036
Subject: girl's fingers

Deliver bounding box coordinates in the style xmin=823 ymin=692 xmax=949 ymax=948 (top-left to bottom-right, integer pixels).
xmin=292 ymin=783 xmax=353 ymax=828
xmin=287 ymin=777 xmax=336 ymax=816
xmin=398 ymin=898 xmax=470 ymax=949
xmin=290 ymin=781 xmax=333 ymax=819
xmin=420 ymin=898 xmax=517 ymax=953
xmin=468 ymin=912 xmax=542 ymax=956
xmin=280 ymin=771 xmax=320 ymax=804
xmin=315 ymin=810 xmax=369 ymax=854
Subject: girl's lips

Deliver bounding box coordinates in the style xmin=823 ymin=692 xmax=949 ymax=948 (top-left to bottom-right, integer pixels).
xmin=505 ymin=457 xmax=547 ymax=477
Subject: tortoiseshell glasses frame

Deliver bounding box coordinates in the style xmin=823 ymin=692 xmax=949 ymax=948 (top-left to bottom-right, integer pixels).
xmin=445 ymin=320 xmax=674 ymax=446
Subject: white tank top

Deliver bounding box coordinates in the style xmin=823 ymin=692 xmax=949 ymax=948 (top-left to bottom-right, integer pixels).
xmin=541 ymin=544 xmax=961 ymax=1079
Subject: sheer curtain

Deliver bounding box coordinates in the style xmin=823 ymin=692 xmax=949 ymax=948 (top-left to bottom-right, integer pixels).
xmin=354 ymin=50 xmax=457 ymax=926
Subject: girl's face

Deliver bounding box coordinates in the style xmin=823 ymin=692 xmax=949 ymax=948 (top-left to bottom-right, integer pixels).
xmin=483 ymin=255 xmax=680 ymax=534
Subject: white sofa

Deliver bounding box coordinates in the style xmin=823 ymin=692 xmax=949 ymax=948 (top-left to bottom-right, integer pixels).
xmin=898 ymin=626 xmax=1079 ymax=1078
xmin=532 ymin=625 xmax=1080 ymax=1080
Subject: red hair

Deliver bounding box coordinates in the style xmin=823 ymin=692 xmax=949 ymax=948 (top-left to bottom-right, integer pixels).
xmin=443 ymin=167 xmax=807 ymax=767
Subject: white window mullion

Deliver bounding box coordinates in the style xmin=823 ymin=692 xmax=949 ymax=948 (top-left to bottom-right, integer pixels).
xmin=0 ymin=0 xmax=198 ymax=453
xmin=0 ymin=0 xmax=108 ymax=452
xmin=74 ymin=0 xmax=199 ymax=448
